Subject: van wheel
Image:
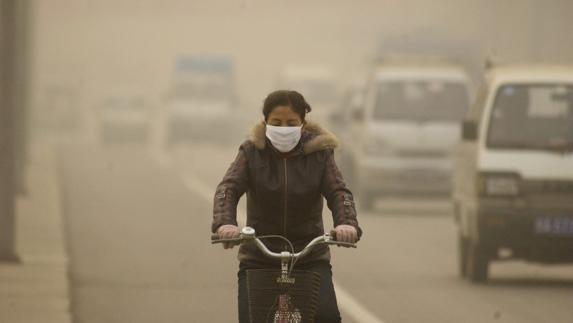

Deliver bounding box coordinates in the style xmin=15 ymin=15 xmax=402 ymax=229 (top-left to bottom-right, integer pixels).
xmin=465 ymin=242 xmax=489 ymax=282
xmin=458 ymin=235 xmax=468 ymax=277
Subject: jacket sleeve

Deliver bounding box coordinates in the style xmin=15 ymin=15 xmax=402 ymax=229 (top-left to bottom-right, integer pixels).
xmin=211 ymin=142 xmax=251 ymax=233
xmin=320 ymin=150 xmax=363 ymax=238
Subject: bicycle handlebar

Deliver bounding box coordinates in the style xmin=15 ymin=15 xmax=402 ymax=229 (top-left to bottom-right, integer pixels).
xmin=211 ymin=226 xmax=356 ymax=261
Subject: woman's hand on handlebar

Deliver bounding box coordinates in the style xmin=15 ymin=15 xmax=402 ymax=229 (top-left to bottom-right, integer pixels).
xmin=217 ymin=224 xmax=241 ymax=249
xmin=332 ymin=225 xmax=358 ymax=247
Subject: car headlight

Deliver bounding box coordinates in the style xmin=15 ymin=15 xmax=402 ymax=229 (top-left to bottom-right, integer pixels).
xmin=478 ymin=172 xmax=520 ymax=196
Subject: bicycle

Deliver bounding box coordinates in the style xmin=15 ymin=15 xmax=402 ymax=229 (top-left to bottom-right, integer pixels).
xmin=212 ymin=226 xmax=357 ymax=323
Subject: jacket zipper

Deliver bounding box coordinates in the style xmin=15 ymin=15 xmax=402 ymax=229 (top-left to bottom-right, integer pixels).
xmin=283 ymin=158 xmax=288 ymax=244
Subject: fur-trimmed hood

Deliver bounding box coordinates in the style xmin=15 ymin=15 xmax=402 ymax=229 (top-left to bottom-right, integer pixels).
xmin=249 ymin=120 xmax=339 ymax=154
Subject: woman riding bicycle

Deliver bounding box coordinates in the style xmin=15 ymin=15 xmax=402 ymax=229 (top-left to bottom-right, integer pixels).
xmin=212 ymin=90 xmax=362 ymax=323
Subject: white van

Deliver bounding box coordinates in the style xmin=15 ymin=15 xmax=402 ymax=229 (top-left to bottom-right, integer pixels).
xmin=347 ymin=61 xmax=472 ymax=209
xmin=453 ymin=65 xmax=573 ymax=282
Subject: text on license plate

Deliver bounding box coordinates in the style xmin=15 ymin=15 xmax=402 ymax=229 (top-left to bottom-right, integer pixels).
xmin=535 ymin=216 xmax=573 ymax=236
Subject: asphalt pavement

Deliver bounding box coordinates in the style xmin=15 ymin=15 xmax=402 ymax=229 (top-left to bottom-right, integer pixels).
xmin=59 ymin=144 xmax=238 ymax=322
xmin=59 ymin=142 xmax=573 ymax=323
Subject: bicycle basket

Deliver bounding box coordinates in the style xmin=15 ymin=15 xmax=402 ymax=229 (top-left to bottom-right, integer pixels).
xmin=246 ymin=269 xmax=321 ymax=323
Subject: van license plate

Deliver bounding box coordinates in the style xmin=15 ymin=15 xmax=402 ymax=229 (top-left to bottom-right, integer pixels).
xmin=535 ymin=216 xmax=573 ymax=236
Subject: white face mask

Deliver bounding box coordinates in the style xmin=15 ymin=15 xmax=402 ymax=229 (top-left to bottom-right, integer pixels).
xmin=265 ymin=124 xmax=303 ymax=153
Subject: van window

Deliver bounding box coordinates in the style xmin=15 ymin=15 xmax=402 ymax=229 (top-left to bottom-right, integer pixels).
xmin=487 ymin=84 xmax=573 ymax=151
xmin=373 ymin=81 xmax=469 ymax=121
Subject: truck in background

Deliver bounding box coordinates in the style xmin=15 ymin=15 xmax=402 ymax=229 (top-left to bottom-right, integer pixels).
xmin=164 ymin=56 xmax=239 ymax=145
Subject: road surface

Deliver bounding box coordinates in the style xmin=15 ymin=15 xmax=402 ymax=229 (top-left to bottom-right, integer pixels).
xmin=58 ymin=142 xmax=573 ymax=323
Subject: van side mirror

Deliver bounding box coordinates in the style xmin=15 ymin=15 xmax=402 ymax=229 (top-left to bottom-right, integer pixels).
xmin=462 ymin=120 xmax=478 ymax=141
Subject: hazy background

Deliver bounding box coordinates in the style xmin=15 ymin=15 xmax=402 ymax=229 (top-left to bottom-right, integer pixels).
xmin=2 ymin=1 xmax=573 ymax=323
xmin=31 ymin=0 xmax=573 ymax=133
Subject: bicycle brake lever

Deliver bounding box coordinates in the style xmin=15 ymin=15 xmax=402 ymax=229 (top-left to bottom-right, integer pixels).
xmin=324 ymin=232 xmax=357 ymax=248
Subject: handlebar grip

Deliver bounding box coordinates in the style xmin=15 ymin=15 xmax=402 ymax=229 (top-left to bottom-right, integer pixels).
xmin=211 ymin=233 xmax=242 ymax=245
xmin=330 ymin=241 xmax=357 ymax=248
xmin=328 ymin=229 xmax=357 ymax=248
xmin=211 ymin=238 xmax=242 ymax=245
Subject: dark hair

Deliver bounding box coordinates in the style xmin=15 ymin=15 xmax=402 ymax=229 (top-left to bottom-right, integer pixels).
xmin=262 ymin=90 xmax=312 ymax=121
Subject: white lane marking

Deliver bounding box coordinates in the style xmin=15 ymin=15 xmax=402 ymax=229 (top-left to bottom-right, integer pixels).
xmin=181 ymin=173 xmax=246 ymax=227
xmin=150 ymin=149 xmax=246 ymax=226
xmin=151 ymin=149 xmax=385 ymax=323
xmin=334 ymin=281 xmax=387 ymax=323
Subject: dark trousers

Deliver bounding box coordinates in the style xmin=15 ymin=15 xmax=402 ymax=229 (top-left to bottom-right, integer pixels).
xmin=238 ymin=261 xmax=342 ymax=323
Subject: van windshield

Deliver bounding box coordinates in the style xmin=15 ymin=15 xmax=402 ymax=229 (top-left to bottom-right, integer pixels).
xmin=373 ymin=81 xmax=469 ymax=121
xmin=487 ymin=84 xmax=573 ymax=152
